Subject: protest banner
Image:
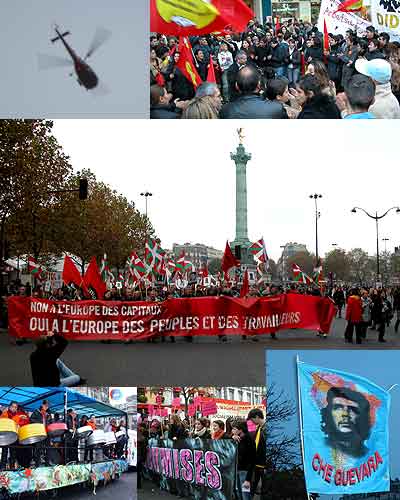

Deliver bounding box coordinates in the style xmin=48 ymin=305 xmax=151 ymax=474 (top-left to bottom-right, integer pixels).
xmin=201 ymin=400 xmax=218 ymax=416
xmin=145 ymin=438 xmax=237 ymax=500
xmin=317 ymin=0 xmax=370 ymax=35
xmin=297 ymin=360 xmax=390 ymax=495
xmin=7 ymin=294 xmax=336 ymax=341
xmin=370 ymin=0 xmax=400 ymax=41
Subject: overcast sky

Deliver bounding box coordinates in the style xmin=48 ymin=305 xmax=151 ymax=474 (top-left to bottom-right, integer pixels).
xmin=0 ymin=0 xmax=148 ymax=118
xmin=52 ymin=119 xmax=399 ymax=262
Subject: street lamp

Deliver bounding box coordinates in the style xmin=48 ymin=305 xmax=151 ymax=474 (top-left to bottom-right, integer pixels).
xmin=351 ymin=206 xmax=400 ymax=281
xmin=309 ymin=194 xmax=322 ymax=262
xmin=280 ymin=244 xmax=286 ymax=282
xmin=140 ymin=191 xmax=153 ymax=218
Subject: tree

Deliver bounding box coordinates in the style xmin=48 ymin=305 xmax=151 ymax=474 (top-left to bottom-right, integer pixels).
xmin=0 ymin=120 xmax=73 ymax=291
xmin=285 ymin=251 xmax=315 ymax=278
xmin=347 ymin=248 xmax=374 ymax=284
xmin=208 ymin=257 xmax=222 ymax=275
xmin=324 ymin=248 xmax=351 ymax=282
xmin=54 ymin=169 xmax=156 ymax=274
xmin=267 ymin=259 xmax=278 ymax=280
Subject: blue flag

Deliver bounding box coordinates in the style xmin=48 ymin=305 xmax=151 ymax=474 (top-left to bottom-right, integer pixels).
xmin=297 ymin=360 xmax=390 ymax=495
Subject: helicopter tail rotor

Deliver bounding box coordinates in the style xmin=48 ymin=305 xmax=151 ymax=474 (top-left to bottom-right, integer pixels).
xmin=84 ymin=27 xmax=111 ymax=60
xmin=51 ymin=30 xmax=71 ymax=43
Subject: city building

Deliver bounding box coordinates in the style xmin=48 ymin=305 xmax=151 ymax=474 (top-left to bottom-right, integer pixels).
xmin=278 ymin=242 xmax=308 ymax=282
xmin=245 ymin=0 xmax=317 ymax=24
xmin=172 ymin=243 xmax=223 ymax=269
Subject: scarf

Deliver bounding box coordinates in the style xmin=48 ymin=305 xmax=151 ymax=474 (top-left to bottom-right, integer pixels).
xmin=212 ymin=429 xmax=225 ymax=440
xmin=194 ymin=427 xmax=207 ymax=438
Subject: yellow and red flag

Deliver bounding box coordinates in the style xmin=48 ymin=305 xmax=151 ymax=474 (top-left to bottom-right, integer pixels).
xmin=334 ymin=0 xmax=363 ymax=13
xmin=150 ymin=0 xmax=254 ymax=35
xmin=176 ymin=37 xmax=202 ymax=88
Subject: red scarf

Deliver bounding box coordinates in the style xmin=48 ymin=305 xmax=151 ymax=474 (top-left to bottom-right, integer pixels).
xmin=212 ymin=429 xmax=225 ymax=440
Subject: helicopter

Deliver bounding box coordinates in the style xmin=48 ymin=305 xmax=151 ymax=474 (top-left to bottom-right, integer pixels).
xmin=38 ymin=24 xmax=111 ymax=92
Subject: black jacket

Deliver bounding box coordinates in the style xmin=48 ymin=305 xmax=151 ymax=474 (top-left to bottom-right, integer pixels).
xmin=287 ymin=48 xmax=301 ymax=68
xmin=297 ymin=94 xmax=341 ymax=119
xmin=237 ymin=433 xmax=256 ymax=482
xmin=220 ymin=94 xmax=288 ymax=119
xmin=30 ymin=408 xmax=51 ymax=426
xmin=30 ymin=335 xmax=68 ymax=386
xmin=326 ymin=45 xmax=342 ymax=83
xmin=150 ymin=104 xmax=182 ymax=119
xmin=253 ymin=423 xmax=267 ymax=468
xmin=270 ymin=44 xmax=289 ymax=68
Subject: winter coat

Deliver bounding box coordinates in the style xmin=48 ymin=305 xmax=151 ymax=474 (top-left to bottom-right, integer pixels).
xmin=369 ymin=82 xmax=400 ymax=119
xmin=346 ymin=295 xmax=363 ymax=323
xmin=326 ymin=45 xmax=342 ymax=83
xmin=297 ymin=94 xmax=341 ymax=119
xmin=30 ymin=335 xmax=68 ymax=387
xmin=220 ymin=94 xmax=288 ymax=119
xmin=150 ymin=104 xmax=182 ymax=119
xmin=270 ymin=44 xmax=289 ymax=68
xmin=237 ymin=433 xmax=256 ymax=482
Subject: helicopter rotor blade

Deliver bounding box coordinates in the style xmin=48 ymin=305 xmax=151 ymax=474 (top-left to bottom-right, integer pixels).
xmin=84 ymin=27 xmax=112 ymax=60
xmin=90 ymin=79 xmax=111 ymax=97
xmin=38 ymin=53 xmax=73 ymax=70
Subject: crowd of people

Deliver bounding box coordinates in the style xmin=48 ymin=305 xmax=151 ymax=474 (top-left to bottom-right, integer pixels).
xmin=150 ymin=19 xmax=400 ymax=119
xmin=333 ymin=285 xmax=399 ymax=344
xmin=0 ymin=399 xmax=127 ymax=471
xmin=137 ymin=408 xmax=267 ymax=499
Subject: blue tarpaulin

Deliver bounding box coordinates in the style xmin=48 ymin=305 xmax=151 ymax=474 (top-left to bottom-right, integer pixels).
xmin=0 ymin=387 xmax=126 ymax=418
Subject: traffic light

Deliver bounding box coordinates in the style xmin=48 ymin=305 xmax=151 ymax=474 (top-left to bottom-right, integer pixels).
xmin=78 ymin=178 xmax=88 ymax=200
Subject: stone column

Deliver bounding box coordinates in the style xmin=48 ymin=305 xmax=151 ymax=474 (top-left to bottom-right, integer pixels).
xmin=231 ymin=143 xmax=251 ymax=249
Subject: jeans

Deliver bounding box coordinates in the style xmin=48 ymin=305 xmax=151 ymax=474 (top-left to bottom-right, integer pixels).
xmin=236 ymin=470 xmax=252 ymax=500
xmin=57 ymin=359 xmax=80 ymax=386
xmin=221 ymin=71 xmax=230 ymax=102
xmin=275 ymin=66 xmax=287 ymax=77
xmin=287 ymin=67 xmax=300 ymax=85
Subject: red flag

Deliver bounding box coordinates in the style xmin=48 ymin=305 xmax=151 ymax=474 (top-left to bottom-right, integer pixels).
xmin=275 ymin=16 xmax=280 ymax=33
xmin=334 ymin=0 xmax=363 ymax=13
xmin=176 ymin=37 xmax=202 ymax=89
xmin=83 ymin=257 xmax=107 ymax=299
xmin=240 ymin=269 xmax=249 ymax=298
xmin=221 ymin=241 xmax=239 ymax=274
xmin=62 ymin=255 xmax=83 ymax=288
xmin=150 ymin=0 xmax=254 ymax=36
xmin=300 ymin=52 xmax=306 ymax=75
xmin=323 ymin=18 xmax=330 ymax=52
xmin=207 ymin=55 xmax=216 ymax=83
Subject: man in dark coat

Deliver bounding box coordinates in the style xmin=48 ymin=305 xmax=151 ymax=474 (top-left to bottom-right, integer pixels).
xmin=30 ymin=332 xmax=68 ymax=386
xmin=247 ymin=409 xmax=267 ymax=499
xmin=150 ymin=85 xmax=182 ymax=119
xmin=220 ymin=65 xmax=288 ymax=119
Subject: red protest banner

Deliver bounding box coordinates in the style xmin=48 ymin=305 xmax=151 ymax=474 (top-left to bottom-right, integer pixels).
xmin=188 ymin=404 xmax=196 ymax=417
xmin=201 ymin=400 xmax=218 ymax=416
xmin=193 ymin=396 xmax=203 ymax=408
xmin=7 ymin=294 xmax=336 ymax=341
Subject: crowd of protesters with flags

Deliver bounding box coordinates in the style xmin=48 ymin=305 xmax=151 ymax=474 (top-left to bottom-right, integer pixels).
xmin=137 ymin=404 xmax=267 ymax=499
xmin=150 ymin=7 xmax=400 ymax=118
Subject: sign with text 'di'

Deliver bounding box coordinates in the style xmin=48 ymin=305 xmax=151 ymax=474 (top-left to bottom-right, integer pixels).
xmin=297 ymin=360 xmax=390 ymax=495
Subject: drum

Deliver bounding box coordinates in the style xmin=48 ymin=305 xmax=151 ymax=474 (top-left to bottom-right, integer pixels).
xmin=0 ymin=418 xmax=18 ymax=446
xmin=115 ymin=430 xmax=125 ymax=442
xmin=47 ymin=423 xmax=67 ymax=438
xmin=18 ymin=423 xmax=47 ymax=445
xmin=104 ymin=431 xmax=117 ymax=446
xmin=87 ymin=429 xmax=106 ymax=447
xmin=76 ymin=425 xmax=93 ymax=439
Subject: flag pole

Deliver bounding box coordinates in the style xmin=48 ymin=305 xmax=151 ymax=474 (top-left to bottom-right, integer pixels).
xmin=296 ymin=355 xmax=312 ymax=500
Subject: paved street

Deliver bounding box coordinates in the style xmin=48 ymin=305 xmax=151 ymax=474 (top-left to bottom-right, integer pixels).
xmin=42 ymin=472 xmax=136 ymax=499
xmin=1 ymin=317 xmax=398 ymax=386
xmin=138 ymin=478 xmax=261 ymax=500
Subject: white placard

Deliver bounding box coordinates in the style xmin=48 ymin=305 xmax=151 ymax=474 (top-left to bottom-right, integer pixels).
xmin=371 ymin=0 xmax=400 ymax=41
xmin=318 ymin=0 xmax=370 ymax=36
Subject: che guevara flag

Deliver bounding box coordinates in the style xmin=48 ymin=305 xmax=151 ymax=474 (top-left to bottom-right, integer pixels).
xmin=150 ymin=0 xmax=254 ymax=36
xmin=297 ymin=360 xmax=390 ymax=495
xmin=176 ymin=37 xmax=202 ymax=88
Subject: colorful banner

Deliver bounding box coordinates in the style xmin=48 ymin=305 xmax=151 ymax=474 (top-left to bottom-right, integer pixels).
xmin=7 ymin=294 xmax=336 ymax=341
xmin=145 ymin=438 xmax=237 ymax=500
xmin=371 ymin=0 xmax=400 ymax=41
xmin=0 ymin=460 xmax=127 ymax=495
xmin=317 ymin=0 xmax=370 ymax=35
xmin=297 ymin=360 xmax=390 ymax=495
